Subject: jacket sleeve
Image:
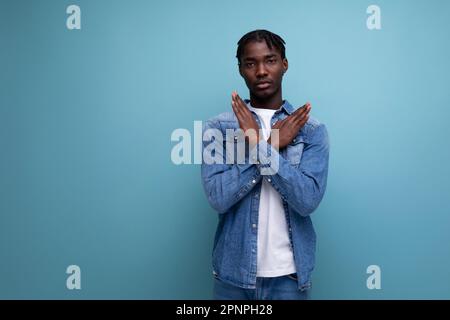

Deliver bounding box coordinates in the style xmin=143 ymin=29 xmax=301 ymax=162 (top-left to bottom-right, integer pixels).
xmin=201 ymin=120 xmax=261 ymax=214
xmin=255 ymin=123 xmax=330 ymax=217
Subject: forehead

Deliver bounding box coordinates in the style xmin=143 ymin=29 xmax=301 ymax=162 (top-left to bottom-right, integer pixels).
xmin=241 ymin=40 xmax=281 ymax=59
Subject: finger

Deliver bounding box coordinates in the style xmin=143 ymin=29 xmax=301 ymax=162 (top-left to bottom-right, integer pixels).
xmin=290 ymin=108 xmax=309 ymax=129
xmin=231 ymin=101 xmax=238 ymax=117
xmin=232 ymin=92 xmax=240 ymax=111
xmin=297 ymin=113 xmax=310 ymax=129
xmin=232 ymin=100 xmax=245 ymax=120
xmin=292 ymin=102 xmax=310 ymax=118
xmin=236 ymin=93 xmax=246 ymax=107
xmin=298 ymin=104 xmax=311 ymax=117
xmin=235 ymin=94 xmax=249 ymax=115
xmin=272 ymin=123 xmax=281 ymax=130
xmin=293 ymin=103 xmax=310 ymax=119
xmin=232 ymin=92 xmax=243 ymax=110
xmin=294 ymin=108 xmax=310 ymax=126
xmin=293 ymin=105 xmax=311 ymax=124
xmin=272 ymin=117 xmax=286 ymax=129
xmin=231 ymin=92 xmax=242 ymax=112
xmin=301 ymin=116 xmax=310 ymax=128
xmin=231 ymin=99 xmax=240 ymax=116
xmin=231 ymin=99 xmax=239 ymax=115
xmin=301 ymin=102 xmax=311 ymax=111
xmin=234 ymin=97 xmax=244 ymax=113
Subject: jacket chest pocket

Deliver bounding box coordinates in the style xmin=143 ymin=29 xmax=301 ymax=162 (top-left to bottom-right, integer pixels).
xmin=285 ymin=135 xmax=305 ymax=166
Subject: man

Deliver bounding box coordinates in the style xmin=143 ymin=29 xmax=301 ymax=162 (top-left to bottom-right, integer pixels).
xmin=201 ymin=29 xmax=329 ymax=300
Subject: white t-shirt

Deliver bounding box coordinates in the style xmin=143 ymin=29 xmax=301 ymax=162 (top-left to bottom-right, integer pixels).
xmin=248 ymin=104 xmax=296 ymax=277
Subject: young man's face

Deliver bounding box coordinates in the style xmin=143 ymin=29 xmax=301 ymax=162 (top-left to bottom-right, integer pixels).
xmin=239 ymin=40 xmax=288 ymax=101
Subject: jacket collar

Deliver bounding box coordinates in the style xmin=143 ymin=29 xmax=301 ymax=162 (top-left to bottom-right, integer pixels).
xmin=244 ymin=99 xmax=294 ymax=115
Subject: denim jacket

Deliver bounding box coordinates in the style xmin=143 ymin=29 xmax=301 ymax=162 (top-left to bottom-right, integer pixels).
xmin=201 ymin=99 xmax=329 ymax=291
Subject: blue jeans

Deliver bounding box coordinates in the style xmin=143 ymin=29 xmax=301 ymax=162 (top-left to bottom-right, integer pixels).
xmin=213 ymin=274 xmax=310 ymax=300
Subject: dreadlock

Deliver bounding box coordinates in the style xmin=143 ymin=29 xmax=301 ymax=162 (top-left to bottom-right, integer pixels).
xmin=236 ymin=29 xmax=286 ymax=66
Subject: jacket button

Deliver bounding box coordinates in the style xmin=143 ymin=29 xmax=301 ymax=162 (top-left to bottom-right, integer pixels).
xmin=252 ymin=179 xmax=256 ymax=184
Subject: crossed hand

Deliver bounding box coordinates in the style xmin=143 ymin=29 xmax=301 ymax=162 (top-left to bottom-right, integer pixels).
xmin=231 ymin=91 xmax=311 ymax=150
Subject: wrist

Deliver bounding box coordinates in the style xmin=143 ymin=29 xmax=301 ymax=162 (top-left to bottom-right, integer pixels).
xmin=267 ymin=136 xmax=279 ymax=150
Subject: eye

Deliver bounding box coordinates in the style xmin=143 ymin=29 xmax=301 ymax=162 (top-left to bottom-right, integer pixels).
xmin=267 ymin=59 xmax=276 ymax=64
xmin=245 ymin=62 xmax=254 ymax=68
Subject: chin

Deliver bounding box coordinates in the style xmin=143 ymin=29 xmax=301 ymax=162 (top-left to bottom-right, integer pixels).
xmin=252 ymin=88 xmax=275 ymax=100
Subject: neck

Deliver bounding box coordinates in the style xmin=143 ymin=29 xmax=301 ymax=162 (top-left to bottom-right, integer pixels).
xmin=249 ymin=88 xmax=283 ymax=110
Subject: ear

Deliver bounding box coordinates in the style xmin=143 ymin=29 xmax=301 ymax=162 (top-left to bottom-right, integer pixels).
xmin=282 ymin=58 xmax=289 ymax=74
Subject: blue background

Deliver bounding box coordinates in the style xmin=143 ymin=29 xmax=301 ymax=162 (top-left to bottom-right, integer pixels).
xmin=1 ymin=0 xmax=449 ymax=299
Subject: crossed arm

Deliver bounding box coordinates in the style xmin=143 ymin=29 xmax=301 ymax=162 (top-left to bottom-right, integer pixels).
xmin=201 ymin=92 xmax=329 ymax=216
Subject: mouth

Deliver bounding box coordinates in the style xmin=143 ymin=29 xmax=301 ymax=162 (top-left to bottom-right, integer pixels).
xmin=255 ymin=81 xmax=272 ymax=90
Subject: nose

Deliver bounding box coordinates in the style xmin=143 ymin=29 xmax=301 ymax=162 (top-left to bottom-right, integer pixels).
xmin=256 ymin=63 xmax=268 ymax=78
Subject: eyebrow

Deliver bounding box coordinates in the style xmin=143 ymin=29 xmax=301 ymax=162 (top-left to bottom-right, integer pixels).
xmin=243 ymin=54 xmax=277 ymax=61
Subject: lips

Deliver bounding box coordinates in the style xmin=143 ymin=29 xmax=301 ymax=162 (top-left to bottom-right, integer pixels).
xmin=255 ymin=81 xmax=271 ymax=90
